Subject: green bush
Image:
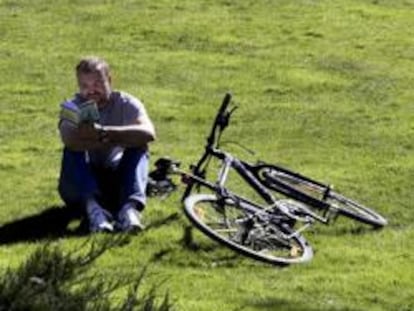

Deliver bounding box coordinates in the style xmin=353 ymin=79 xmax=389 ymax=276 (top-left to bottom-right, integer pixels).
xmin=0 ymin=236 xmax=173 ymax=311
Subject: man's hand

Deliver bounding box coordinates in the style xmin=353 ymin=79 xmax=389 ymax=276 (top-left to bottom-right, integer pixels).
xmin=59 ymin=120 xmax=108 ymax=151
xmin=78 ymin=123 xmax=100 ymax=141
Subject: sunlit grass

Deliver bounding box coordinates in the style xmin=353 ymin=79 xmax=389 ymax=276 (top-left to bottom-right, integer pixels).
xmin=0 ymin=0 xmax=413 ymax=310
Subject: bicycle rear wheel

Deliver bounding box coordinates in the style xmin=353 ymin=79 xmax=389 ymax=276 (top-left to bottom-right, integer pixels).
xmin=184 ymin=194 xmax=313 ymax=266
xmin=257 ymin=165 xmax=387 ymax=227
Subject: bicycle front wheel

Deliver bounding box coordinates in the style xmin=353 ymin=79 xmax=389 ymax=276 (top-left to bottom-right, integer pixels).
xmin=184 ymin=194 xmax=313 ymax=266
xmin=258 ymin=164 xmax=387 ymax=227
xmin=327 ymin=191 xmax=388 ymax=227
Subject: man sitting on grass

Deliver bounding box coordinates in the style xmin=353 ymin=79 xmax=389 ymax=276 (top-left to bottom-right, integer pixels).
xmin=58 ymin=56 xmax=156 ymax=233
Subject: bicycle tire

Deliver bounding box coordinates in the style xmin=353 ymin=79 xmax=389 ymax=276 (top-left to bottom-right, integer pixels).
xmin=257 ymin=164 xmax=387 ymax=227
xmin=184 ymin=194 xmax=313 ymax=266
xmin=327 ymin=191 xmax=388 ymax=227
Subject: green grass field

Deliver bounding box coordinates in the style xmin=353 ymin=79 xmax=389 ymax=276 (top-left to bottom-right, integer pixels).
xmin=0 ymin=0 xmax=413 ymax=310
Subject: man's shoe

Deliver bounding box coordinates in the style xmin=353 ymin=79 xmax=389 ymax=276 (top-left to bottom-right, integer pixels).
xmin=117 ymin=204 xmax=145 ymax=233
xmin=87 ymin=205 xmax=114 ymax=233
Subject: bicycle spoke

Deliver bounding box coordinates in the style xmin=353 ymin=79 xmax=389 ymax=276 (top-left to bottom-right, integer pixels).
xmin=185 ymin=194 xmax=314 ymax=265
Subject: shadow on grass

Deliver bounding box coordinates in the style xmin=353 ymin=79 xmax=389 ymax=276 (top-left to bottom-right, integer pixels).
xmin=0 ymin=206 xmax=87 ymax=245
xmin=145 ymin=212 xmax=181 ymax=230
xmin=311 ymin=223 xmax=385 ymax=238
xmin=0 ymin=207 xmax=183 ymax=245
xmin=243 ymin=297 xmax=362 ymax=311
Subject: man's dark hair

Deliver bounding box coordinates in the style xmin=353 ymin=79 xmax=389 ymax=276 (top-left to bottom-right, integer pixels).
xmin=76 ymin=56 xmax=110 ymax=78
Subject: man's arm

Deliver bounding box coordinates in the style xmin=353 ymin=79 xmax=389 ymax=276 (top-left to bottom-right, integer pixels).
xmin=102 ymin=112 xmax=156 ymax=148
xmin=59 ymin=113 xmax=156 ymax=151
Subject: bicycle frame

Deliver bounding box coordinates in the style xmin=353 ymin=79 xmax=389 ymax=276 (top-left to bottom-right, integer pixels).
xmin=176 ymin=141 xmax=331 ymax=224
xmin=166 ymin=93 xmax=337 ymax=231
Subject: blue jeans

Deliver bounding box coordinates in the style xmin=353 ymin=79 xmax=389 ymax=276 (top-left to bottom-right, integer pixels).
xmin=58 ymin=147 xmax=149 ymax=214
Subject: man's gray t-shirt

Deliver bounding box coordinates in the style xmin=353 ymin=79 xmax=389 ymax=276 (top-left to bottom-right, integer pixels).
xmin=59 ymin=91 xmax=146 ymax=168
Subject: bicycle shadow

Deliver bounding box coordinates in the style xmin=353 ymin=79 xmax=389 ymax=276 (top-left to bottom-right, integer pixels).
xmin=0 ymin=206 xmax=87 ymax=245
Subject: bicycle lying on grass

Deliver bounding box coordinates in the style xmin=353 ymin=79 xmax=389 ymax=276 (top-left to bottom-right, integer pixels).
xmin=159 ymin=93 xmax=387 ymax=266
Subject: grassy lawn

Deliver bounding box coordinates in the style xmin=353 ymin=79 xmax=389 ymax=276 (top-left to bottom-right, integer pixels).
xmin=0 ymin=0 xmax=413 ymax=310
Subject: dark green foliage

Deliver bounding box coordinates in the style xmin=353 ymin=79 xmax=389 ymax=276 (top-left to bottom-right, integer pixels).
xmin=0 ymin=236 xmax=173 ymax=311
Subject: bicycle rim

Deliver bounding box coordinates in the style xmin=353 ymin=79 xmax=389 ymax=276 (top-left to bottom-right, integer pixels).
xmin=328 ymin=192 xmax=388 ymax=227
xmin=260 ymin=166 xmax=387 ymax=227
xmin=260 ymin=166 xmax=328 ymax=204
xmin=184 ymin=194 xmax=313 ymax=266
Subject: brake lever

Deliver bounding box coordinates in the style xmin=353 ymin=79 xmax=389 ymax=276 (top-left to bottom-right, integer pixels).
xmin=228 ymin=105 xmax=238 ymax=116
xmin=218 ymin=105 xmax=238 ymax=131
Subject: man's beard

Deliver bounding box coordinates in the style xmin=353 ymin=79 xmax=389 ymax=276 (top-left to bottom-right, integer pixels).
xmin=87 ymin=93 xmax=110 ymax=108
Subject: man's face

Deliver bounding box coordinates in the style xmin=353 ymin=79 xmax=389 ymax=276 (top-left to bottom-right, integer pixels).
xmin=77 ymin=71 xmax=112 ymax=108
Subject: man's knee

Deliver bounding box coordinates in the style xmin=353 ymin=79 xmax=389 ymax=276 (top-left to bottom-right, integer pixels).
xmin=58 ymin=148 xmax=98 ymax=204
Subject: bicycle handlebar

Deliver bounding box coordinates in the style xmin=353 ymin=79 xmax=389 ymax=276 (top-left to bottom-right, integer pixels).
xmin=181 ymin=92 xmax=233 ymax=201
xmin=206 ymin=92 xmax=232 ymax=147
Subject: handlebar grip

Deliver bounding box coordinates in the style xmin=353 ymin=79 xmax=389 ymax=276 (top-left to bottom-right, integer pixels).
xmin=217 ymin=92 xmax=232 ymax=117
xmin=207 ymin=92 xmax=233 ymax=146
xmin=187 ymin=92 xmax=233 ymax=199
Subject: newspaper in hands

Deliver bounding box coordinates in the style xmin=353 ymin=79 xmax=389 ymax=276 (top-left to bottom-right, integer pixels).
xmin=60 ymin=100 xmax=100 ymax=125
xmin=78 ymin=100 xmax=100 ymax=123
